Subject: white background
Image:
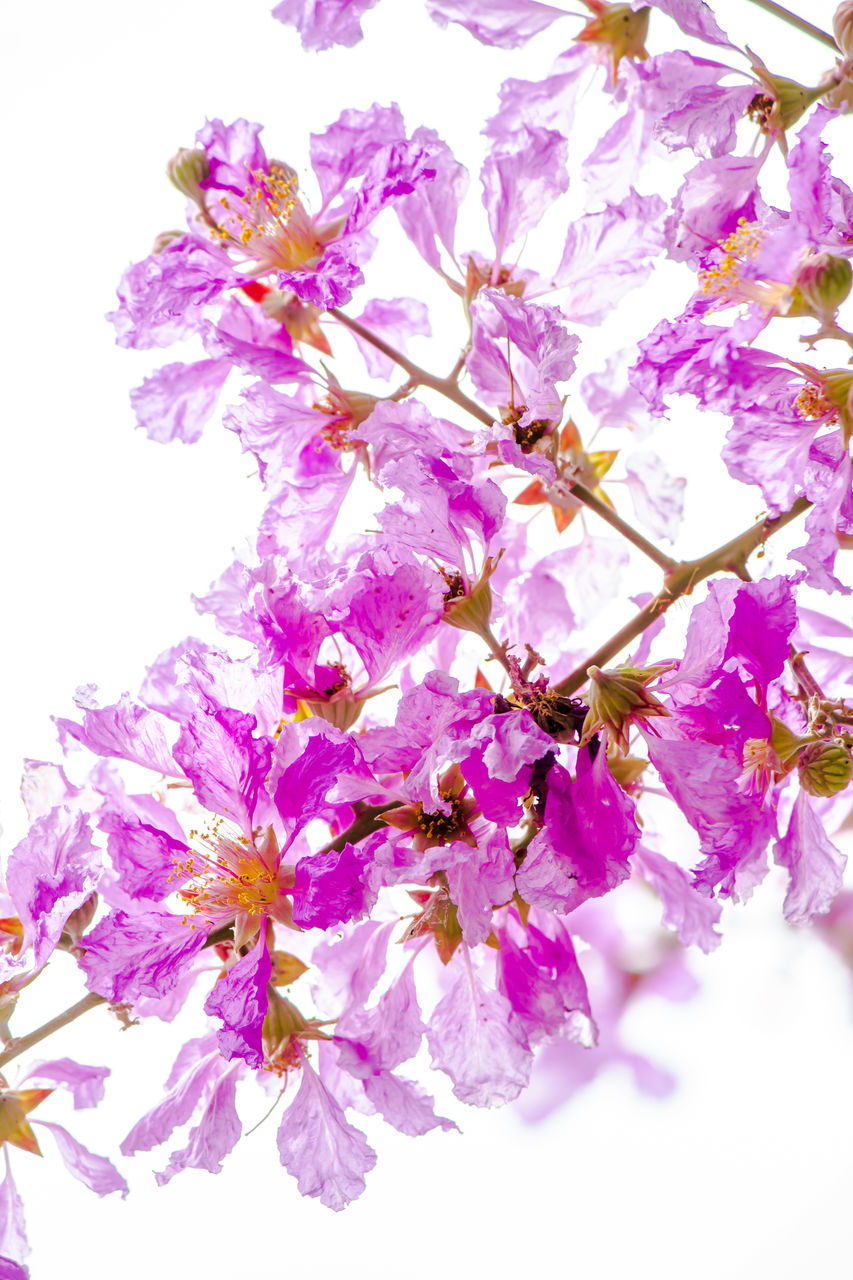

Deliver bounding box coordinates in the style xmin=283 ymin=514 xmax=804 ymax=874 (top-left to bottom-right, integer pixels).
xmin=3 ymin=1 xmax=853 ymax=1276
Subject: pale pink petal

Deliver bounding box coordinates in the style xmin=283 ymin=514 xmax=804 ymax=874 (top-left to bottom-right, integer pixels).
xmin=277 ymin=1058 xmax=376 ymax=1210
xmin=36 ymin=1122 xmax=127 ymax=1197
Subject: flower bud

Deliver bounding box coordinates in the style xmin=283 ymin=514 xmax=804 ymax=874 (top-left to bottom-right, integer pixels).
xmin=298 ymin=689 xmax=364 ymax=732
xmin=61 ymin=892 xmax=99 ymax=945
xmin=576 ymin=3 xmax=651 ymax=83
xmin=795 ymin=252 xmax=853 ymax=319
xmin=442 ymin=556 xmax=502 ymax=646
xmin=798 ymin=739 xmax=853 ymax=796
xmin=834 ymin=2 xmax=853 ymax=56
xmin=607 ymin=754 xmax=648 ymax=792
xmin=166 ymin=147 xmax=210 ymax=202
xmin=580 ymin=663 xmax=671 ymax=753
xmin=748 ymin=51 xmax=826 ymax=139
xmin=269 ymin=950 xmax=308 ymax=986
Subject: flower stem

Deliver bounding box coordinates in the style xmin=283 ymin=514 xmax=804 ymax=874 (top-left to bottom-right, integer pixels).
xmin=744 ymin=0 xmax=837 ymax=49
xmin=0 ymin=992 xmax=106 ymax=1069
xmin=330 ymin=308 xmax=684 ymax=572
xmin=569 ymin=482 xmax=678 ymax=572
xmin=553 ymin=497 xmax=810 ymax=696
xmin=328 ymin=307 xmax=494 ymax=427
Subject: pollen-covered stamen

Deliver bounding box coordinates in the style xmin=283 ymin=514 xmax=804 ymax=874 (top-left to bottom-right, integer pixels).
xmin=439 ymin=568 xmax=466 ymax=604
xmin=698 ymin=219 xmax=765 ymax=304
xmin=794 ymin=382 xmax=838 ymax=422
xmin=382 ymin=764 xmax=479 ymax=852
xmin=502 ymin=406 xmax=552 ymax=454
xmin=174 ymin=819 xmax=288 ymax=933
xmin=415 ymin=794 xmax=468 ymax=842
xmin=207 ymin=162 xmax=322 ymax=273
xmin=746 ymin=93 xmax=775 ymax=129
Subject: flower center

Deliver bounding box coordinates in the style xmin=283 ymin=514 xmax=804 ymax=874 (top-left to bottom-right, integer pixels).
xmin=794 ymin=382 xmax=838 ymax=422
xmin=698 ymin=219 xmax=764 ymax=304
xmin=176 ymin=820 xmax=280 ymax=928
xmin=415 ymin=794 xmax=467 ymax=842
xmin=210 ymin=163 xmax=320 ymax=272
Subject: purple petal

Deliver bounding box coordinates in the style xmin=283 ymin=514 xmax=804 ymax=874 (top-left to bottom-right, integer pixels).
xmin=129 ymin=359 xmax=230 ymax=445
xmin=516 ymin=753 xmax=639 ymax=913
xmin=154 ymin=1066 xmax=241 ymax=1185
xmin=646 ymin=737 xmax=774 ymax=899
xmin=7 ymin=807 xmax=101 ymax=968
xmin=350 ymin=297 xmax=431 ymax=381
xmin=335 ymin=962 xmax=424 ymax=1075
xmin=54 ymin=693 xmax=178 ymax=776
xmin=482 ymin=126 xmax=568 ymax=260
xmin=554 ymin=190 xmax=666 ymax=323
xmin=99 ymin=811 xmax=187 ymax=906
xmin=360 ymin=1071 xmax=457 ymax=1136
xmin=121 ymin=1045 xmax=220 ymax=1155
xmin=497 ymin=913 xmax=594 ymax=1041
xmin=36 ymin=1122 xmax=127 ymax=1197
xmin=640 ymin=0 xmax=734 ymax=48
xmin=774 ymin=792 xmax=847 ymax=926
xmin=22 ymin=1059 xmax=109 ymax=1110
xmin=277 ymin=1059 xmax=376 ymax=1210
xmin=196 ymin=117 xmax=267 ymax=193
xmin=0 ymin=1157 xmax=28 ymax=1267
xmin=427 ymin=956 xmax=532 ymax=1106
xmin=173 ymin=707 xmax=273 ymax=836
xmin=80 ymin=910 xmax=207 ymax=1003
xmin=343 ymin=141 xmax=438 ymax=237
xmin=632 ymin=846 xmax=722 ymax=952
xmin=204 ymin=932 xmax=271 ymax=1068
xmin=292 ymin=843 xmax=374 ymax=931
xmin=310 ymin=103 xmax=406 ymax=206
xmin=427 ymin=0 xmax=565 ymax=47
xmin=441 ymin=834 xmax=515 ymax=947
xmin=108 ymin=238 xmax=231 ymax=351
xmin=271 ymin=0 xmax=381 ymax=50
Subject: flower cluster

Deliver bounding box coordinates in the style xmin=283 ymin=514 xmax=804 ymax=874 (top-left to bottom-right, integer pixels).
xmin=5 ymin=0 xmax=853 ymax=1266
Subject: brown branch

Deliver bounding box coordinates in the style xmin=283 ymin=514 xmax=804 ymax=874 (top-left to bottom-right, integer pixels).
xmin=553 ymin=497 xmax=810 ymax=696
xmin=744 ymin=0 xmax=837 ymax=49
xmin=0 ymin=992 xmax=106 ymax=1069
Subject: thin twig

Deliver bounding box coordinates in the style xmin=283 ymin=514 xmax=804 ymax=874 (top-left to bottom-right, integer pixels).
xmin=553 ymin=497 xmax=810 ymax=696
xmin=744 ymin=0 xmax=837 ymax=49
xmin=0 ymin=992 xmax=106 ymax=1069
xmin=569 ymin=482 xmax=678 ymax=572
xmin=328 ymin=307 xmax=493 ymax=427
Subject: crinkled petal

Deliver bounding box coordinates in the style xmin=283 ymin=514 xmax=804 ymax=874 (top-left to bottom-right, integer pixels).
xmin=7 ymin=807 xmax=101 ymax=968
xmin=554 ymin=190 xmax=666 ymax=324
xmin=277 ymin=1058 xmax=376 ymax=1210
xmin=335 ymin=962 xmax=424 ymax=1075
xmin=632 ymin=845 xmax=722 ymax=951
xmin=271 ymin=0 xmax=381 ymax=50
xmin=204 ymin=932 xmax=271 ymax=1068
xmin=482 ymin=126 xmax=568 ymax=259
xmin=427 ymin=0 xmax=565 ymax=47
xmin=774 ymin=792 xmax=847 ymax=926
xmin=80 ymin=910 xmax=207 ymax=1003
xmin=121 ymin=1047 xmax=220 ymax=1155
xmin=0 ymin=1157 xmax=28 ymax=1266
xmin=154 ymin=1066 xmax=242 ymax=1185
xmin=427 ymin=956 xmax=532 ymax=1106
xmin=22 ymin=1059 xmax=109 ymax=1110
xmin=292 ymin=843 xmax=375 ymax=931
xmin=129 ymin=359 xmax=230 ymax=445
xmin=54 ymin=693 xmax=178 ymax=776
xmin=174 ymin=707 xmax=273 ymax=836
xmin=36 ymin=1122 xmax=127 ymax=1197
xmin=360 ymin=1071 xmax=457 ymax=1136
